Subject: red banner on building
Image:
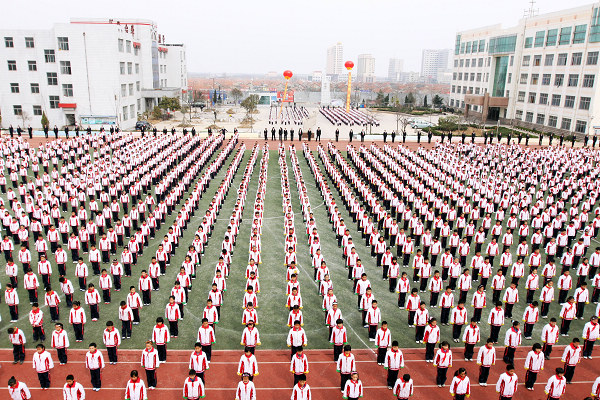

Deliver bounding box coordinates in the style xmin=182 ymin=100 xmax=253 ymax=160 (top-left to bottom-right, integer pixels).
xmin=276 ymin=90 xmax=294 ymax=102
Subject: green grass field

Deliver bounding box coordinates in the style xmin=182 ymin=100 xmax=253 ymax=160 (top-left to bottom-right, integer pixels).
xmin=1 ymin=143 xmax=597 ymax=353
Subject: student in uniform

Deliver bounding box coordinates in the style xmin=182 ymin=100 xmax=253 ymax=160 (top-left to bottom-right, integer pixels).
xmin=449 ymin=368 xmax=470 ymax=400
xmin=7 ymin=376 xmax=31 ymax=400
xmin=343 ymin=372 xmax=363 ymax=400
xmin=434 ymin=341 xmax=452 ymax=387
xmin=7 ymin=327 xmax=26 ymax=364
xmin=85 ymin=342 xmax=104 ymax=391
xmin=51 ymin=322 xmax=69 ymax=365
xmin=124 ymin=370 xmax=147 ymax=400
xmin=63 ymin=374 xmax=85 ymax=400
xmin=32 ymin=343 xmax=54 ymax=390
xmin=140 ymin=341 xmax=160 ymax=390
xmin=384 ymin=341 xmax=405 ymax=390
xmin=524 ymin=343 xmax=544 ymax=391
xmin=477 ymin=338 xmax=496 ymax=386
xmin=393 ymin=373 xmax=413 ymax=400
xmin=182 ymin=369 xmax=206 ymax=400
xmin=495 ymin=364 xmax=518 ymax=399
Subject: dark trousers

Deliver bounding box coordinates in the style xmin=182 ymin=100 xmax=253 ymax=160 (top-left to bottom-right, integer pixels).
xmin=145 ymin=369 xmax=157 ymax=387
xmin=398 ymin=292 xmax=407 ymax=308
xmin=142 ymin=290 xmax=151 ymax=304
xmin=583 ymin=339 xmax=595 ymax=358
xmin=564 ymin=364 xmax=576 ymax=383
xmin=122 ymin=321 xmax=132 ymax=338
xmin=107 ymin=346 xmax=118 ymax=363
xmin=503 ymin=347 xmax=516 ymax=364
xmin=543 ymin=343 xmax=553 ymax=359
xmin=436 ymin=367 xmax=448 ymax=386
xmin=202 ymin=345 xmax=212 ymax=362
xmin=416 ymin=325 xmax=425 ymax=341
xmin=377 ymin=347 xmax=387 ymax=364
xmin=102 ymin=289 xmax=111 ymax=303
xmin=157 ymin=344 xmax=167 ymax=361
xmin=425 ymin=342 xmax=436 ymax=361
xmin=525 ymin=370 xmax=538 ymax=389
xmin=440 ymin=307 xmax=450 ymax=324
xmin=478 ymin=365 xmax=490 ymax=383
xmin=132 ymin=308 xmax=140 ymax=323
xmin=541 ymin=302 xmax=551 ymax=317
xmin=340 ymin=373 xmax=351 ymax=391
xmin=57 ymin=347 xmax=67 ymax=364
xmin=524 ymin=323 xmax=534 ymax=338
xmin=334 ymin=344 xmax=343 ymax=361
xmin=464 ymin=343 xmax=475 ymax=360
xmin=452 ymin=324 xmax=463 ymax=340
xmin=169 ymin=320 xmax=179 ymax=337
xmin=490 ymin=325 xmax=501 ymax=343
xmin=504 ymin=303 xmax=514 ymax=319
xmin=73 ymin=323 xmax=84 ymax=341
xmin=89 ymin=304 xmax=99 ymax=320
xmin=12 ymin=344 xmax=25 ymax=362
xmin=33 ymin=326 xmax=45 ymax=341
xmin=387 ymin=369 xmax=399 ymax=388
xmin=560 ymin=319 xmax=572 ymax=335
xmin=90 ymin=368 xmax=101 ymax=389
xmin=37 ymin=371 xmax=50 ymax=389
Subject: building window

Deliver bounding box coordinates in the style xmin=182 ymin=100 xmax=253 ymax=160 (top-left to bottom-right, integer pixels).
xmin=561 ymin=118 xmax=572 ymax=130
xmin=522 ymin=55 xmax=530 ymax=66
xmin=475 ymin=87 xmax=481 ymax=94
xmin=546 ymin=29 xmax=558 ymax=46
xmin=555 ymin=74 xmax=564 ymax=87
xmin=4 ymin=37 xmax=14 ymax=47
xmin=57 ymin=37 xmax=69 ymax=50
xmin=120 ymin=62 xmax=125 ymax=75
xmin=587 ymin=51 xmax=599 ymax=65
xmin=478 ymin=58 xmax=483 ymax=67
xmin=459 ymin=59 xmax=464 ymax=67
xmin=573 ymin=24 xmax=587 ymax=44
xmin=539 ymin=93 xmax=548 ymax=104
xmin=130 ymin=104 xmax=135 ymax=118
xmin=551 ymin=94 xmax=561 ymax=106
xmin=520 ymin=73 xmax=528 ymax=84
xmin=122 ymin=106 xmax=128 ymax=120
xmin=128 ymin=83 xmax=134 ymax=96
xmin=476 ymin=73 xmax=481 ymax=81
xmin=44 ymin=49 xmax=55 ymax=63
xmin=507 ymin=73 xmax=512 ymax=83
xmin=126 ymin=40 xmax=131 ymax=53
xmin=13 ymin=105 xmax=22 ymax=115
xmin=515 ymin=110 xmax=523 ymax=120
xmin=531 ymin=74 xmax=539 ymax=85
xmin=28 ymin=60 xmax=37 ymax=71
xmin=136 ymin=81 xmax=140 ymax=92
xmin=10 ymin=83 xmax=19 ymax=93
xmin=528 ymin=92 xmax=536 ymax=103
xmin=121 ymin=84 xmax=127 ymax=97
xmin=470 ymin=73 xmax=475 ymax=81
xmin=536 ymin=114 xmax=545 ymax=124
xmin=127 ymin=62 xmax=132 ymax=74
xmin=62 ymin=83 xmax=73 ymax=97
xmin=7 ymin=60 xmax=16 ymax=71
xmin=32 ymin=105 xmax=42 ymax=116
xmin=575 ymin=120 xmax=587 ymax=133
xmin=135 ymin=63 xmax=140 ymax=74
xmin=559 ymin=27 xmax=572 ymax=45
xmin=49 ymin=95 xmax=59 ymax=109
xmin=47 ymin=72 xmax=58 ymax=85
xmin=533 ymin=55 xmax=541 ymax=66
xmin=137 ymin=99 xmax=141 ymax=112
xmin=451 ymin=85 xmax=455 ymax=93
xmin=25 ymin=37 xmax=34 ymax=48
xmin=557 ymin=53 xmax=567 ymax=65
xmin=525 ymin=112 xmax=534 ymax=122
xmin=517 ymin=91 xmax=525 ymax=102
xmin=30 ymin=83 xmax=39 ymax=93
xmin=534 ymin=31 xmax=545 ymax=47
xmin=134 ymin=47 xmax=139 ymax=56
xmin=545 ymin=54 xmax=554 ymax=66
xmin=583 ymin=74 xmax=595 ymax=87
xmin=564 ymin=95 xmax=575 ymax=108
xmin=542 ymin=74 xmax=551 ymax=85
xmin=548 ymin=116 xmax=558 ymax=127
xmin=571 ymin=52 xmax=583 ymax=65
xmin=579 ymin=96 xmax=591 ymax=110
xmin=525 ymin=37 xmax=533 ymax=48
xmin=60 ymin=60 xmax=71 ymax=74
xmin=568 ymin=74 xmax=579 ymax=87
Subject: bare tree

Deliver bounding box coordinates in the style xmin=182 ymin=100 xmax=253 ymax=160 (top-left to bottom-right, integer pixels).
xmin=20 ymin=111 xmax=30 ymax=128
xmin=400 ymin=117 xmax=410 ymax=135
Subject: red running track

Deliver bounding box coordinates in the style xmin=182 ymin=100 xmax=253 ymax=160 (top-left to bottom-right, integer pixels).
xmin=1 ymin=347 xmax=598 ymax=399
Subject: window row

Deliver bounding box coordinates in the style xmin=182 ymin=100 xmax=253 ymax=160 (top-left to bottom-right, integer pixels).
xmin=12 ymin=98 xmax=61 ymax=116
xmin=8 ymin=82 xmax=73 ymax=97
xmin=524 ymin=25 xmax=587 ymax=48
xmin=120 ymin=82 xmax=141 ymax=96
xmin=514 ymin=110 xmax=587 ymax=133
xmin=4 ymin=36 xmax=35 ymax=48
xmin=6 ymin=60 xmax=71 ymax=74
xmin=517 ymin=73 xmax=595 ymax=88
xmin=516 ymin=91 xmax=592 ymax=110
xmin=119 ymin=62 xmax=140 ymax=75
xmin=522 ymin=51 xmax=598 ymax=67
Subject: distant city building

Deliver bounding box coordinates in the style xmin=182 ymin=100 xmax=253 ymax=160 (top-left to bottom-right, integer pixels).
xmin=436 ymin=68 xmax=453 ymax=84
xmin=0 ymin=18 xmax=186 ymax=129
xmin=310 ymin=70 xmax=323 ymax=82
xmin=357 ymin=54 xmax=376 ymax=83
xmin=450 ymin=3 xmax=600 ymax=137
xmin=326 ymin=42 xmax=344 ymax=81
xmin=388 ymin=58 xmax=404 ymax=81
xmin=421 ymin=49 xmax=451 ymax=81
xmin=399 ymin=71 xmax=422 ymax=83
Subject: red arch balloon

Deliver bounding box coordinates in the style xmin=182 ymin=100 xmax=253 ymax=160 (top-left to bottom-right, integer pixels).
xmin=344 ymin=61 xmax=354 ymax=70
xmin=283 ymin=70 xmax=293 ymax=79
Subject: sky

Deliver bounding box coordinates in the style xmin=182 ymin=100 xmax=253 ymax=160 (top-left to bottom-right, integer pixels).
xmin=4 ymin=0 xmax=597 ymax=76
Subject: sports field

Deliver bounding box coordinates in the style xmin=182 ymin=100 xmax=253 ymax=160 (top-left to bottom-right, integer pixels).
xmin=1 ymin=133 xmax=600 ymax=399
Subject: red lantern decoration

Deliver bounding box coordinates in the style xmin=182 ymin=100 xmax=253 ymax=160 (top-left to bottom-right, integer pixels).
xmin=345 ymin=61 xmax=354 ymax=71
xmin=283 ymin=70 xmax=293 ymax=80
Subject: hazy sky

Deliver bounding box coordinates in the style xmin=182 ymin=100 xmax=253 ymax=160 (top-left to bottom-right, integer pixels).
xmin=4 ymin=0 xmax=596 ymax=75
